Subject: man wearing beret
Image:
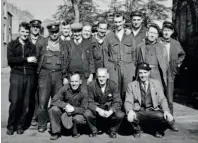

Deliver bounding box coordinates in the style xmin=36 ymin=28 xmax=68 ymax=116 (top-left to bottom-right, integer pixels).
xmin=130 ymin=11 xmax=147 ymax=46
xmin=84 ymin=68 xmax=124 ymax=138
xmin=136 ymin=23 xmax=167 ymax=91
xmin=29 ymin=19 xmax=45 ymax=127
xmin=36 ymin=22 xmax=70 ymax=132
xmin=64 ymin=23 xmax=95 ymax=94
xmin=125 ymin=62 xmax=176 ymax=138
xmin=60 ymin=20 xmax=71 ymax=41
xmin=161 ymin=21 xmax=185 ymax=118
xmin=104 ymin=12 xmax=136 ymax=100
xmin=7 ymin=22 xmax=37 ymax=135
xmin=48 ymin=72 xmax=88 ymax=140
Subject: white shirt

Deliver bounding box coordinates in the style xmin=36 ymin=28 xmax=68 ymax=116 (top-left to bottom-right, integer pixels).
xmin=60 ymin=35 xmax=71 ymax=41
xmin=101 ymin=84 xmax=106 ymax=94
xmin=132 ymin=26 xmax=141 ymax=37
xmin=164 ymin=43 xmax=171 ymax=62
xmin=116 ymin=28 xmax=124 ymax=41
xmin=141 ymin=80 xmax=149 ymax=92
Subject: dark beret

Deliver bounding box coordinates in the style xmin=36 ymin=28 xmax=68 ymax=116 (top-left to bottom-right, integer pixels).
xmin=137 ymin=62 xmax=151 ymax=71
xmin=71 ymin=23 xmax=83 ymax=30
xmin=29 ymin=19 xmax=42 ymax=27
xmin=148 ymin=23 xmax=160 ymax=33
xmin=130 ymin=11 xmax=143 ymax=18
xmin=47 ymin=22 xmax=59 ymax=32
xmin=163 ymin=21 xmax=174 ymax=30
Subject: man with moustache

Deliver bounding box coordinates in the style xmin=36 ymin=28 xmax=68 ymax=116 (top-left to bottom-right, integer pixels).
xmin=92 ymin=20 xmax=108 ymax=71
xmin=125 ymin=63 xmax=176 ymax=138
xmin=48 ymin=72 xmax=88 ymax=140
xmin=29 ymin=19 xmax=45 ymax=126
xmin=82 ymin=23 xmax=92 ymax=40
xmin=37 ymin=22 xmax=70 ymax=132
xmin=7 ymin=22 xmax=37 ymax=135
xmin=161 ymin=21 xmax=185 ymax=118
xmin=84 ymin=68 xmax=124 ymax=138
xmin=64 ymin=23 xmax=95 ymax=93
xmin=104 ymin=12 xmax=136 ymax=100
xmin=60 ymin=20 xmax=71 ymax=41
xmin=136 ymin=23 xmax=167 ymax=90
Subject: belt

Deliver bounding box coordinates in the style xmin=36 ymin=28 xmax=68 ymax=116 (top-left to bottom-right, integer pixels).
xmin=42 ymin=68 xmax=61 ymax=72
xmin=108 ymin=59 xmax=134 ymax=70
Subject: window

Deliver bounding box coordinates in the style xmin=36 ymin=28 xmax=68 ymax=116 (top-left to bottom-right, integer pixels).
xmin=3 ymin=2 xmax=7 ymax=18
xmin=3 ymin=24 xmax=7 ymax=43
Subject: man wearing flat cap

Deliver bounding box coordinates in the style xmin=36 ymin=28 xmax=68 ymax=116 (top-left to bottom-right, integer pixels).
xmin=130 ymin=11 xmax=147 ymax=46
xmin=136 ymin=23 xmax=167 ymax=91
xmin=36 ymin=22 xmax=70 ymax=132
xmin=64 ymin=23 xmax=95 ymax=95
xmin=161 ymin=21 xmax=185 ymax=117
xmin=28 ymin=19 xmax=45 ymax=127
xmin=125 ymin=62 xmax=176 ymax=138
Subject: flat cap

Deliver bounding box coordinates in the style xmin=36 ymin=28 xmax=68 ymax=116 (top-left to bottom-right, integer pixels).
xmin=148 ymin=23 xmax=161 ymax=33
xmin=130 ymin=11 xmax=143 ymax=17
xmin=71 ymin=23 xmax=83 ymax=30
xmin=163 ymin=21 xmax=174 ymax=30
xmin=30 ymin=19 xmax=42 ymax=27
xmin=137 ymin=62 xmax=151 ymax=71
xmin=47 ymin=22 xmax=59 ymax=32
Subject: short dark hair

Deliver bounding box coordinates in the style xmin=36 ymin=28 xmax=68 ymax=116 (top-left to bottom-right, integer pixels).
xmin=113 ymin=12 xmax=125 ymax=20
xmin=98 ymin=20 xmax=108 ymax=28
xmin=19 ymin=22 xmax=30 ymax=30
xmin=68 ymin=71 xmax=81 ymax=79
xmin=61 ymin=20 xmax=70 ymax=26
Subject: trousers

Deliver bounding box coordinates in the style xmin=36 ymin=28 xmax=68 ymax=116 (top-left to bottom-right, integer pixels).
xmin=7 ymin=73 xmax=35 ymax=130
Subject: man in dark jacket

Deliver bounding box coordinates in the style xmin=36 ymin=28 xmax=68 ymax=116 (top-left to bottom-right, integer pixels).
xmin=37 ymin=22 xmax=70 ymax=132
xmin=48 ymin=72 xmax=88 ymax=140
xmin=161 ymin=21 xmax=185 ymax=117
xmin=7 ymin=22 xmax=37 ymax=135
xmin=84 ymin=68 xmax=124 ymax=138
xmin=64 ymin=23 xmax=95 ymax=93
xmin=29 ymin=19 xmax=45 ymax=126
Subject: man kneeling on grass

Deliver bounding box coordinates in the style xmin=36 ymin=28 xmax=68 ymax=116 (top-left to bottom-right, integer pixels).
xmin=48 ymin=72 xmax=88 ymax=140
xmin=124 ymin=62 xmax=176 ymax=138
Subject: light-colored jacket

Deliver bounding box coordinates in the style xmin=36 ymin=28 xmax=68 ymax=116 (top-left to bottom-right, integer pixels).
xmin=124 ymin=78 xmax=170 ymax=113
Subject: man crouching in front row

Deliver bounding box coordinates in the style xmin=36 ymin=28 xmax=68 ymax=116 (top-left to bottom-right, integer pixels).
xmin=124 ymin=63 xmax=176 ymax=138
xmin=84 ymin=68 xmax=125 ymax=138
xmin=48 ymin=72 xmax=88 ymax=140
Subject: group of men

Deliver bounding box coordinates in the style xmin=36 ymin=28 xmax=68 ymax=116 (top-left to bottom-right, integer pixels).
xmin=6 ymin=10 xmax=185 ymax=140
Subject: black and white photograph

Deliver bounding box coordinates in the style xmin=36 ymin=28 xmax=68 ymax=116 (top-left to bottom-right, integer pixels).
xmin=1 ymin=0 xmax=198 ymax=142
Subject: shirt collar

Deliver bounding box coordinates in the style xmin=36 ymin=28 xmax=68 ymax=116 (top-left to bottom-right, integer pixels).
xmin=68 ymin=85 xmax=82 ymax=94
xmin=95 ymin=34 xmax=105 ymax=44
xmin=74 ymin=37 xmax=83 ymax=45
xmin=60 ymin=35 xmax=71 ymax=41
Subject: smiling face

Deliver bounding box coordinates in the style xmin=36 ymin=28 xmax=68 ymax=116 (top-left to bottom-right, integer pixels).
xmin=19 ymin=27 xmax=30 ymax=41
xmin=61 ymin=24 xmax=71 ymax=37
xmin=147 ymin=27 xmax=159 ymax=42
xmin=73 ymin=30 xmax=82 ymax=40
xmin=131 ymin=16 xmax=143 ymax=29
xmin=114 ymin=15 xmax=125 ymax=31
xmin=97 ymin=23 xmax=108 ymax=38
xmin=138 ymin=69 xmax=150 ymax=82
xmin=97 ymin=68 xmax=109 ymax=86
xmin=82 ymin=25 xmax=92 ymax=39
xmin=162 ymin=27 xmax=173 ymax=39
xmin=49 ymin=30 xmax=59 ymax=41
xmin=69 ymin=74 xmax=82 ymax=91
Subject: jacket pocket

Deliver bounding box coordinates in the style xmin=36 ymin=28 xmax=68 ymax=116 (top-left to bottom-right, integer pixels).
xmin=124 ymin=43 xmax=133 ymax=54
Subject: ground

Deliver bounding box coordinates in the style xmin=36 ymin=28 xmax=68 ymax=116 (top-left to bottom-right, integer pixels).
xmin=1 ymin=67 xmax=198 ymax=143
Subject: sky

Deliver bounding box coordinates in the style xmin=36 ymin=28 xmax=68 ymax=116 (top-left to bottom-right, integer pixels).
xmin=7 ymin=0 xmax=111 ymax=21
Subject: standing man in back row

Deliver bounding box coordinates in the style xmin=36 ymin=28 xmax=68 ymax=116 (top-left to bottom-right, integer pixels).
xmin=104 ymin=12 xmax=136 ymax=100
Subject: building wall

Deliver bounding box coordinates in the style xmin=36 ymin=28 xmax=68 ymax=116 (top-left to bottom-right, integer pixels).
xmin=1 ymin=0 xmax=12 ymax=68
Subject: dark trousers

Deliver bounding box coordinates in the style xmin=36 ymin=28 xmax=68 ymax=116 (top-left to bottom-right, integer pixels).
xmin=84 ymin=109 xmax=124 ymax=134
xmin=48 ymin=106 xmax=86 ymax=135
xmin=37 ymin=69 xmax=62 ymax=129
xmin=166 ymin=79 xmax=174 ymax=114
xmin=130 ymin=110 xmax=169 ymax=134
xmin=7 ymin=73 xmax=35 ymax=130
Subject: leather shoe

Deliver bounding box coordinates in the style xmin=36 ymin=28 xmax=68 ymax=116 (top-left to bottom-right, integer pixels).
xmin=89 ymin=131 xmax=97 ymax=137
xmin=31 ymin=120 xmax=38 ymax=126
xmin=16 ymin=129 xmax=24 ymax=134
xmin=6 ymin=129 xmax=14 ymax=135
xmin=133 ymin=131 xmax=141 ymax=138
xmin=109 ymin=132 xmax=117 ymax=138
xmin=73 ymin=133 xmax=81 ymax=138
xmin=50 ymin=133 xmax=60 ymax=140
xmin=154 ymin=132 xmax=164 ymax=138
xmin=169 ymin=123 xmax=179 ymax=132
xmin=38 ymin=128 xmax=46 ymax=133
